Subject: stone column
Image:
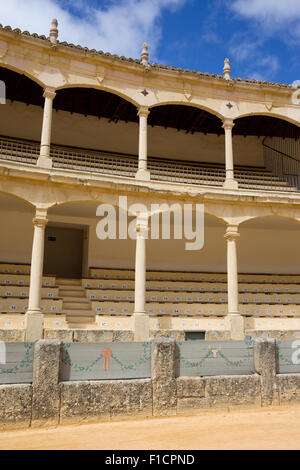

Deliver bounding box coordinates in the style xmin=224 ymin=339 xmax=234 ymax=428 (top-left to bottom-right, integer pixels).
xmin=25 ymin=209 xmax=48 ymax=342
xmin=254 ymin=338 xmax=278 ymax=407
xmin=224 ymin=224 xmax=244 ymax=340
xmin=133 ymin=214 xmax=149 ymax=341
xmin=222 ymin=119 xmax=238 ymax=190
xmin=136 ymin=106 xmax=150 ymax=181
xmin=37 ymin=88 xmax=56 ymax=169
xmin=151 ymin=338 xmax=177 ymax=416
xmin=32 ymin=339 xmax=61 ymax=427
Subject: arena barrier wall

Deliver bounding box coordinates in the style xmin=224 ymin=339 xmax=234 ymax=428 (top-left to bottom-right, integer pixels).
xmin=1 ymin=338 xmax=300 ymax=429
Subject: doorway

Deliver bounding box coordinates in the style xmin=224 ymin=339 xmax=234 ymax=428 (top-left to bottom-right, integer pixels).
xmin=44 ymin=226 xmax=84 ymax=279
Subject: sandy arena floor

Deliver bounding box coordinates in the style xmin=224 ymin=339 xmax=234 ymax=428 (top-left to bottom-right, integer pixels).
xmin=1 ymin=405 xmax=300 ymax=450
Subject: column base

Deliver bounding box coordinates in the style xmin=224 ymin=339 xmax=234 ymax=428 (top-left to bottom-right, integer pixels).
xmin=135 ymin=169 xmax=151 ymax=181
xmin=37 ymin=156 xmax=53 ymax=169
xmin=25 ymin=311 xmax=44 ymax=342
xmin=132 ymin=312 xmax=150 ymax=341
xmin=223 ymin=178 xmax=238 ymax=190
xmin=225 ymin=314 xmax=245 ymax=341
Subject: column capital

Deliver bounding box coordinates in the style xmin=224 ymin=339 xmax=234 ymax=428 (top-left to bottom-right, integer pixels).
xmin=33 ymin=208 xmax=48 ymax=228
xmin=43 ymin=88 xmax=56 ymax=100
xmin=224 ymin=224 xmax=240 ymax=241
xmin=136 ymin=214 xmax=149 ymax=238
xmin=138 ymin=106 xmax=150 ymax=118
xmin=33 ymin=217 xmax=48 ymax=228
xmin=222 ymin=118 xmax=235 ymax=130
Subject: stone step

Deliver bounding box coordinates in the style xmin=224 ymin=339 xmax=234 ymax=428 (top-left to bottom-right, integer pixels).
xmin=61 ymin=296 xmax=89 ymax=303
xmin=67 ymin=316 xmax=96 ymax=324
xmin=56 ymin=278 xmax=82 ymax=286
xmin=63 ymin=301 xmax=91 ymax=310
xmin=63 ymin=309 xmax=94 ymax=316
xmin=59 ymin=288 xmax=86 ymax=296
xmin=67 ymin=322 xmax=98 ymax=328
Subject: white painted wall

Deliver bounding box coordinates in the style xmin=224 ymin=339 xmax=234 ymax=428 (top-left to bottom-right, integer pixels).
xmin=0 ymin=207 xmax=299 ymax=275
xmin=0 ymin=209 xmax=34 ymax=263
xmin=0 ymin=101 xmax=264 ymax=167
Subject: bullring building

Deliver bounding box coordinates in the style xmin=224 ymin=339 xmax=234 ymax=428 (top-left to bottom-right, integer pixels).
xmin=0 ymin=19 xmax=300 ymax=341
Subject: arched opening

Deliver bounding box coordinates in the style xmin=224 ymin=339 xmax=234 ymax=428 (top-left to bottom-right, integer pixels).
xmin=47 ymin=203 xmax=226 ymax=275
xmin=239 ymin=216 xmax=300 ymax=275
xmin=0 ymin=67 xmax=44 ymax=163
xmin=233 ymin=115 xmax=300 ymax=190
xmin=146 ymin=104 xmax=224 ymax=165
xmin=50 ymin=87 xmax=139 ymax=170
xmin=0 ymin=192 xmax=34 ymax=265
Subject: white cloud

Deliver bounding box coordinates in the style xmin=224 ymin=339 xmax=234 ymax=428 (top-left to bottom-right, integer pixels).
xmin=0 ymin=0 xmax=187 ymax=59
xmin=231 ymin=0 xmax=300 ymax=24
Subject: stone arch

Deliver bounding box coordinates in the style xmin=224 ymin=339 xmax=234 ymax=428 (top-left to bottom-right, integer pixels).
xmin=55 ymin=83 xmax=139 ymax=109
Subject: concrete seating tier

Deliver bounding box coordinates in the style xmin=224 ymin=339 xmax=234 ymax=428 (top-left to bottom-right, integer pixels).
xmin=0 ymin=274 xmax=56 ymax=287
xmin=84 ymin=282 xmax=300 ymax=295
xmin=0 ymin=313 xmax=67 ymax=329
xmin=87 ymin=268 xmax=300 ymax=284
xmin=0 ymin=298 xmax=63 ymax=314
xmin=0 ymin=286 xmax=59 ymax=298
xmin=86 ymin=289 xmax=300 ymax=305
xmin=0 ymin=263 xmax=30 ymax=274
xmin=91 ymin=301 xmax=300 ymax=318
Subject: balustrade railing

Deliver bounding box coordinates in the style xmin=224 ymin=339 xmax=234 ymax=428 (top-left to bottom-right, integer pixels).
xmin=0 ymin=135 xmax=298 ymax=192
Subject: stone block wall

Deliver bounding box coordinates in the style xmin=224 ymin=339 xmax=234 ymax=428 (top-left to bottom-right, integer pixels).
xmin=1 ymin=337 xmax=300 ymax=429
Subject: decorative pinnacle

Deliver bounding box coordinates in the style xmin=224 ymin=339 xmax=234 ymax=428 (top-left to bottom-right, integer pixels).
xmin=141 ymin=42 xmax=149 ymax=67
xmin=223 ymin=58 xmax=231 ymax=80
xmin=50 ymin=18 xmax=58 ymax=45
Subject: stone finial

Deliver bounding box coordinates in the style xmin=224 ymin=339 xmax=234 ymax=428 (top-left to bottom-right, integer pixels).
xmin=50 ymin=18 xmax=58 ymax=45
xmin=141 ymin=42 xmax=149 ymax=67
xmin=223 ymin=58 xmax=231 ymax=80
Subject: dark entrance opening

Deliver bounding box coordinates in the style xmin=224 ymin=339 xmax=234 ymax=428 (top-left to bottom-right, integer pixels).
xmin=44 ymin=226 xmax=84 ymax=279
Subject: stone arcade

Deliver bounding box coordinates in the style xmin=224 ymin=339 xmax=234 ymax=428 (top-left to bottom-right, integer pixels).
xmin=0 ymin=20 xmax=300 ymax=342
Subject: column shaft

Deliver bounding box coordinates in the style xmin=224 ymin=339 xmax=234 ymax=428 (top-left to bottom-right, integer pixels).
xmin=225 ymin=225 xmax=239 ymax=314
xmin=133 ymin=215 xmax=149 ymax=341
xmin=224 ymin=224 xmax=244 ymax=340
xmin=25 ymin=210 xmax=48 ymax=342
xmin=37 ymin=89 xmax=56 ymax=169
xmin=136 ymin=107 xmax=150 ymax=181
xmin=28 ymin=217 xmax=47 ymax=312
xmin=223 ymin=119 xmax=238 ymax=190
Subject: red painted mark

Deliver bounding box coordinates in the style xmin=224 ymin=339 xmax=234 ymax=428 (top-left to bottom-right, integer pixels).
xmin=102 ymin=347 xmax=112 ymax=371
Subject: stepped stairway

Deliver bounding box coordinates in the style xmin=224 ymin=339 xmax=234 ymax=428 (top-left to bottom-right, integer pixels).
xmin=56 ymin=278 xmax=96 ymax=327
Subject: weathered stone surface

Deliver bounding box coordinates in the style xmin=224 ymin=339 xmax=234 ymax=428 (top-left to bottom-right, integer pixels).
xmin=0 ymin=329 xmax=25 ymax=342
xmin=278 ymin=374 xmax=300 ymax=404
xmin=109 ymin=380 xmax=152 ymax=419
xmin=112 ymin=330 xmax=134 ymax=342
xmin=176 ymin=377 xmax=206 ymax=398
xmin=32 ymin=339 xmax=61 ymax=427
xmin=206 ymin=375 xmax=261 ymax=408
xmin=73 ymin=330 xmax=113 ymax=342
xmin=60 ymin=379 xmax=152 ymax=424
xmin=254 ymin=338 xmax=278 ymax=406
xmin=177 ymin=397 xmax=210 ymax=414
xmin=151 ymin=338 xmax=177 ymax=416
xmin=248 ymin=330 xmax=300 ymax=340
xmin=0 ymin=384 xmax=32 ymax=430
xmin=151 ymin=338 xmax=176 ymax=382
xmin=205 ymin=330 xmax=231 ymax=341
xmin=150 ymin=330 xmax=185 ymax=341
xmin=44 ymin=329 xmax=74 ymax=342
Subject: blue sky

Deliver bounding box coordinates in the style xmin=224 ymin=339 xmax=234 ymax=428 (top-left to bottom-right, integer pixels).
xmin=1 ymin=0 xmax=300 ymax=84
